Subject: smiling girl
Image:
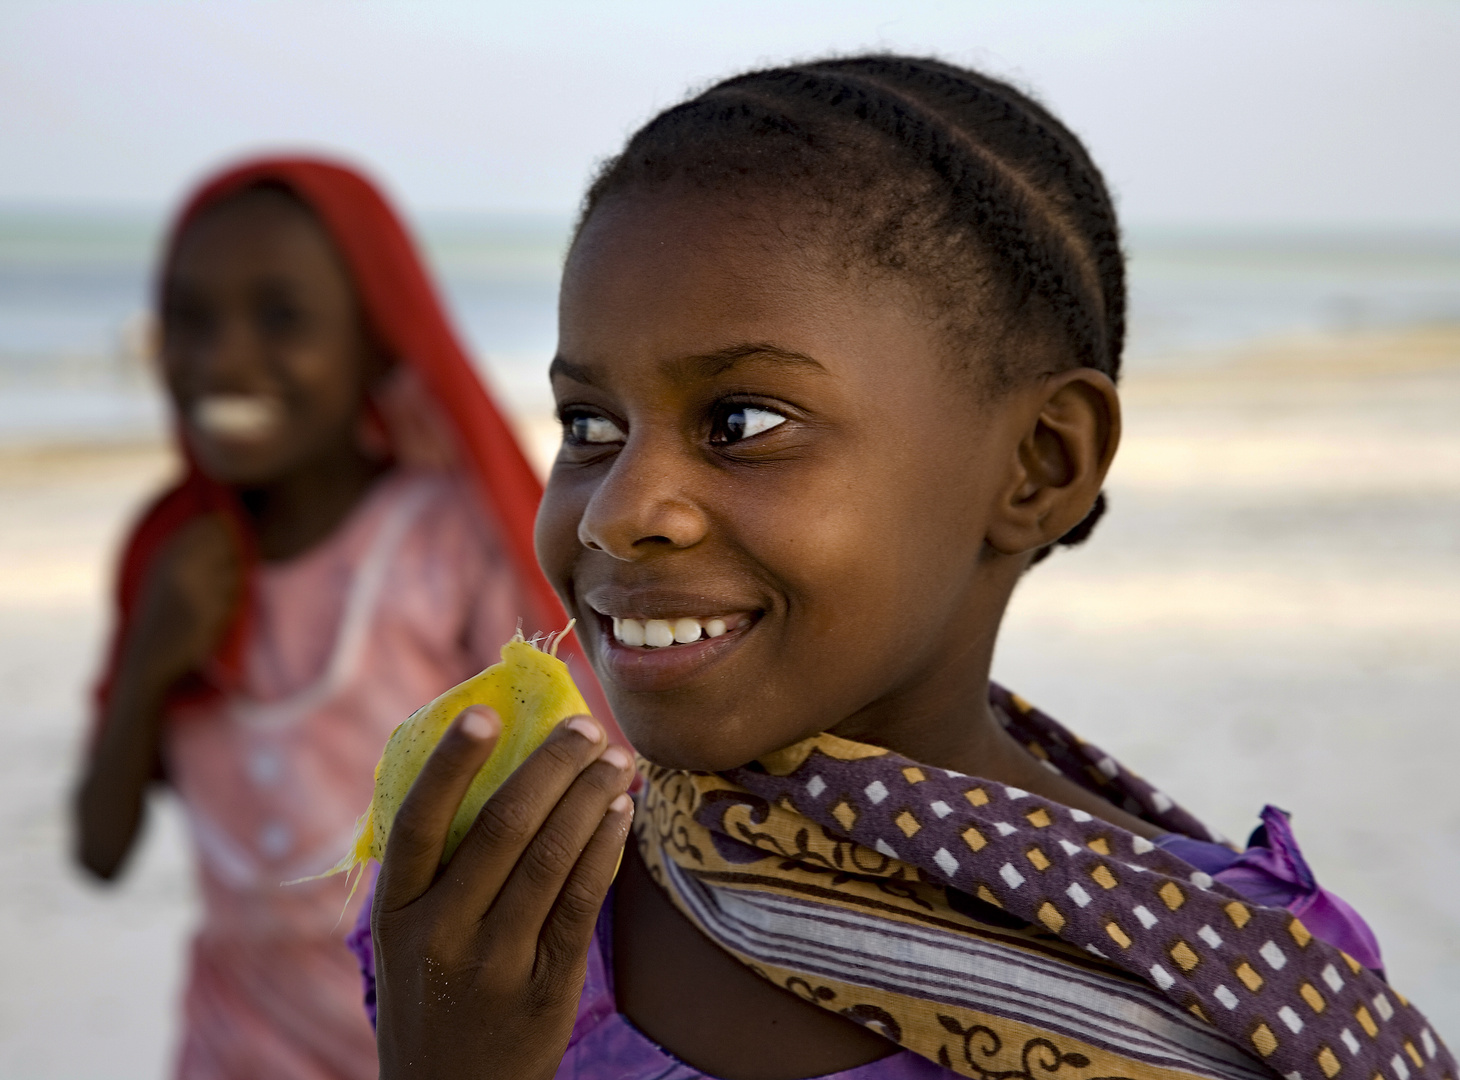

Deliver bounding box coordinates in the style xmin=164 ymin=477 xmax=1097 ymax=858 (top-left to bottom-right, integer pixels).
xmin=361 ymin=57 xmax=1452 ymax=1080
xmin=73 ymin=158 xmax=583 ymax=1080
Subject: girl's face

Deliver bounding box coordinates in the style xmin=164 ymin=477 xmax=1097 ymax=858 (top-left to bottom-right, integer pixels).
xmin=538 ymin=192 xmax=1050 ymax=772
xmin=161 ymin=192 xmax=377 ymax=486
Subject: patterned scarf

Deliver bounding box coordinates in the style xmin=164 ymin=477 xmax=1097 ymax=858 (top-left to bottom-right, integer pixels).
xmin=635 ymin=686 xmax=1453 ymax=1080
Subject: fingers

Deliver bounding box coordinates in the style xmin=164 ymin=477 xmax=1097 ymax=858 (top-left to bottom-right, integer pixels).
xmin=481 ymin=740 xmax=634 ymax=938
xmin=157 ymin=513 xmax=242 ymax=616
xmin=534 ymin=790 xmax=635 ymax=978
xmin=173 ymin=512 xmax=236 ymax=565
xmin=430 ymin=716 xmax=632 ymax=925
xmin=194 ymin=514 xmax=243 ymax=580
xmin=376 ymin=706 xmax=501 ymax=912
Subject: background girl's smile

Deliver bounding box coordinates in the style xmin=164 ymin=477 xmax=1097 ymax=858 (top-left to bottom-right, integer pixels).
xmin=190 ymin=392 xmax=285 ymax=444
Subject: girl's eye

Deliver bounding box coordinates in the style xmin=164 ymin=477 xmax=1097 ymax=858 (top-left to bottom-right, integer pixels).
xmin=567 ymin=413 xmax=626 ymax=445
xmin=714 ymin=405 xmax=786 ymax=445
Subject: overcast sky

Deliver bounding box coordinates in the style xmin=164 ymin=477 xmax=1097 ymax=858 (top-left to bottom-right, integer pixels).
xmin=2 ymin=0 xmax=1457 ymax=228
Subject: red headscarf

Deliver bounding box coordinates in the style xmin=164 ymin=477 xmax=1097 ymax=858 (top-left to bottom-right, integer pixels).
xmin=96 ymin=156 xmax=611 ymax=734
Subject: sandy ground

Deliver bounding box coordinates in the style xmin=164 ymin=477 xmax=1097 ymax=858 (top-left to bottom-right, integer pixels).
xmin=2 ymin=328 xmax=1457 ymax=1076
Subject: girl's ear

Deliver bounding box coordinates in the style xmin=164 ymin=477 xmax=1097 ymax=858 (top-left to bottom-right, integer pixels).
xmin=985 ymin=368 xmax=1120 ymax=557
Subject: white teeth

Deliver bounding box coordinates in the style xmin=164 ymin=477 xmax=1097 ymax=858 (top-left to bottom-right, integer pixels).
xmin=610 ymin=614 xmax=739 ymax=648
xmin=193 ymin=394 xmax=281 ymax=439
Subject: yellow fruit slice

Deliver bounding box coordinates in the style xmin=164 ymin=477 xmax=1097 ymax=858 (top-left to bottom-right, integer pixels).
xmin=298 ymin=625 xmax=591 ymax=897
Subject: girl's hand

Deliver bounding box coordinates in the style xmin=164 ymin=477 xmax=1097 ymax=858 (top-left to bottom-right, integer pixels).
xmin=374 ymin=706 xmax=635 ymax=1080
xmin=130 ymin=512 xmax=243 ymax=688
xmin=74 ymin=512 xmax=242 ymax=879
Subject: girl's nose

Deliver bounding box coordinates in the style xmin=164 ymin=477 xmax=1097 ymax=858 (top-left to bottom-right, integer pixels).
xmin=191 ymin=315 xmax=262 ymax=391
xmin=576 ymin=439 xmax=709 ymax=560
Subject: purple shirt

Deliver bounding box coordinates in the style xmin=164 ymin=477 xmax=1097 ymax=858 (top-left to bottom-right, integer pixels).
xmin=1154 ymin=804 xmax=1383 ymax=971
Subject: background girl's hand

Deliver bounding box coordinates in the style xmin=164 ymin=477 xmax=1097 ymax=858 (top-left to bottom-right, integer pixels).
xmin=129 ymin=512 xmax=242 ymax=687
xmin=74 ymin=512 xmax=243 ymax=879
xmin=374 ymin=706 xmax=635 ymax=1080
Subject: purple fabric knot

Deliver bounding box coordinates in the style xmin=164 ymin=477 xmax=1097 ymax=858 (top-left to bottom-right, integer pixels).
xmin=1157 ymin=805 xmax=1383 ymax=973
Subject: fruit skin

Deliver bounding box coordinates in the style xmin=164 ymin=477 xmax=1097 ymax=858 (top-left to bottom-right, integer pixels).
xmin=306 ymin=628 xmax=590 ymax=892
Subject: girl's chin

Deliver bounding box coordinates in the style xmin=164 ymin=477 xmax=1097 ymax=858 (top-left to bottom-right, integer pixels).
xmin=584 ymin=614 xmax=836 ymax=772
xmin=623 ymin=736 xmax=763 ymax=775
xmin=189 ymin=442 xmax=292 ymax=486
xmin=612 ymin=702 xmax=824 ymax=775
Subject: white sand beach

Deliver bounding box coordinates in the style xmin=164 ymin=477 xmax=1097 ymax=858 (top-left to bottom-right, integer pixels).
xmin=1 ymin=328 xmax=1457 ymax=1075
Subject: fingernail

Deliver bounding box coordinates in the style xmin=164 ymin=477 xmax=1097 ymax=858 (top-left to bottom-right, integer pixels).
xmin=601 ymin=745 xmax=632 ymax=771
xmin=460 ymin=708 xmax=497 ymax=740
xmin=610 ymin=793 xmax=634 ymax=815
xmin=566 ymin=716 xmax=603 ymax=743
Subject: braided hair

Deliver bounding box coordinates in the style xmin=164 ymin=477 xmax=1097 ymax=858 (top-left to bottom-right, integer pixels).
xmin=574 ymin=54 xmax=1124 ymax=560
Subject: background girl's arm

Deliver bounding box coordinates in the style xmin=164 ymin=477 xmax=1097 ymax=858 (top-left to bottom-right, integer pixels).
xmin=73 ymin=514 xmax=241 ymax=879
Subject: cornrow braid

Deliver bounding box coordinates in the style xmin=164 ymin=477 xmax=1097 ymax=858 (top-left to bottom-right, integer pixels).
xmin=576 ymin=54 xmax=1125 ymax=560
xmin=817 ymin=56 xmax=1127 ymax=375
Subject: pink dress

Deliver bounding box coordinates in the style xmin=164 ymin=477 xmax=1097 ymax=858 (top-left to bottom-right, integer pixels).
xmin=165 ymin=468 xmax=527 ymax=1080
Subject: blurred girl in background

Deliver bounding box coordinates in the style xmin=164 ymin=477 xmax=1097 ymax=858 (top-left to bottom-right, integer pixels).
xmin=73 ymin=157 xmax=595 ymax=1080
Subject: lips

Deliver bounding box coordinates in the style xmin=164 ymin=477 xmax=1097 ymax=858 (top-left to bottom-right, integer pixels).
xmin=584 ymin=592 xmax=760 ymax=692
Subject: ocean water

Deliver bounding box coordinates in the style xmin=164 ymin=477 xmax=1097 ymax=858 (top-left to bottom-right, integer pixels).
xmin=2 ymin=209 xmax=1459 ymax=445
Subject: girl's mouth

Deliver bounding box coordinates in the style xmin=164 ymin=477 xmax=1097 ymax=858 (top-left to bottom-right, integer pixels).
xmin=191 ymin=394 xmax=283 ymax=442
xmin=588 ymin=606 xmax=758 ymax=692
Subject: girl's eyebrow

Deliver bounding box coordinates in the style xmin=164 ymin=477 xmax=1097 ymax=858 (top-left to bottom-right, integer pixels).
xmin=163 ymin=271 xmax=299 ymax=297
xmin=548 ymin=355 xmax=596 ymax=385
xmin=549 ymin=342 xmax=825 ymax=386
xmin=682 ymin=342 xmax=825 ymax=377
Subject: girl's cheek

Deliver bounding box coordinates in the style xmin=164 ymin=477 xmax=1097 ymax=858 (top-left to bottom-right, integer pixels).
xmin=282 ymin=344 xmax=365 ymax=442
xmin=534 ymin=479 xmax=587 ymax=596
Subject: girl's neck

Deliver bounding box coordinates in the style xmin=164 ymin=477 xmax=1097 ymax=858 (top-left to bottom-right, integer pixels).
xmin=826 ymin=574 xmax=1164 ymax=839
xmin=240 ymin=440 xmax=389 ymax=562
xmin=828 ymin=576 xmax=1010 ymax=773
xmin=838 ymin=679 xmax=1164 ymax=840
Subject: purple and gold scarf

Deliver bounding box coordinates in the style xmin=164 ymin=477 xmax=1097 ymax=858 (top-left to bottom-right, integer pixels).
xmin=635 ymin=686 xmax=1453 ymax=1080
